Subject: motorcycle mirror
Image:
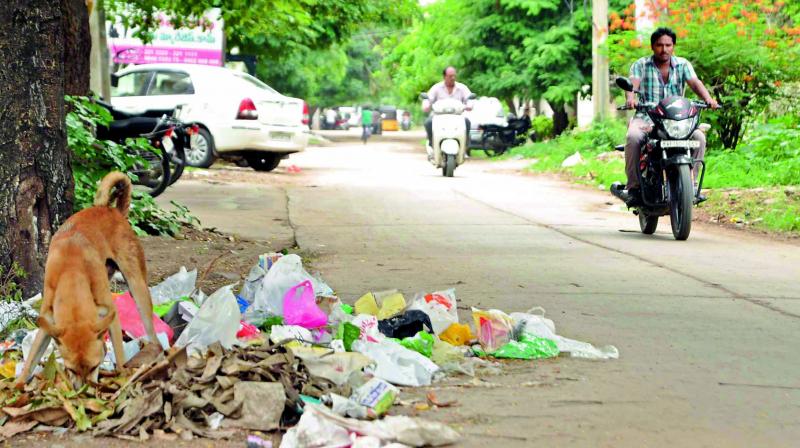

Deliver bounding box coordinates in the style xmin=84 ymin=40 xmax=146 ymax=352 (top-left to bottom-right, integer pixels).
xmin=110 ymin=73 xmax=119 ymax=88
xmin=419 ymin=93 xmax=429 ymax=100
xmin=615 ymin=77 xmax=634 ymax=92
xmin=468 ymin=93 xmax=477 ymax=100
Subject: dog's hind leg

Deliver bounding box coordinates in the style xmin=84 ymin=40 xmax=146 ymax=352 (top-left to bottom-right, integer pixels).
xmin=108 ymin=313 xmax=127 ymax=371
xmin=114 ymin=247 xmax=158 ymax=343
xmin=16 ymin=329 xmax=53 ymax=386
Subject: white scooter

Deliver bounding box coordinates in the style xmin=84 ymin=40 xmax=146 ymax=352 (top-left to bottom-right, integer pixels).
xmin=420 ymin=93 xmax=476 ymax=177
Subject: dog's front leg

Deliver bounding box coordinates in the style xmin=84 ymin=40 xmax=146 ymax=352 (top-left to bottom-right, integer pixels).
xmin=108 ymin=315 xmax=127 ymax=372
xmin=15 ymin=330 xmax=53 ymax=387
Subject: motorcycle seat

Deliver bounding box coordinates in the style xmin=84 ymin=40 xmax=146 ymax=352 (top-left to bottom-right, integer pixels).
xmin=97 ymin=117 xmax=160 ymax=141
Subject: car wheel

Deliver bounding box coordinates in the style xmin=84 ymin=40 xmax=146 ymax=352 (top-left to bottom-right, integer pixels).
xmin=246 ymin=153 xmax=281 ymax=172
xmin=186 ymin=127 xmax=216 ymax=168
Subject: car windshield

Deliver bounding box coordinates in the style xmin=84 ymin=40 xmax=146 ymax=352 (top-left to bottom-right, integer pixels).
xmin=231 ymin=72 xmax=278 ymax=94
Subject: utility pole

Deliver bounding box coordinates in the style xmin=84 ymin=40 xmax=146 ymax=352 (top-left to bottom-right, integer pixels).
xmin=592 ymin=0 xmax=609 ymax=121
xmin=89 ymin=0 xmax=111 ymax=100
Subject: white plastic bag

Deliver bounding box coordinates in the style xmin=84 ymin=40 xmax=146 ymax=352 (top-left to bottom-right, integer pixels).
xmin=408 ymin=291 xmax=458 ymax=336
xmin=239 ymin=264 xmax=266 ymax=304
xmin=149 ymin=267 xmax=197 ymax=306
xmin=269 ymin=325 xmax=313 ymax=345
xmin=252 ymin=254 xmax=333 ymax=316
xmin=175 ymin=284 xmax=241 ymax=352
xmin=510 ymin=307 xmax=618 ymax=360
xmin=351 ymin=314 xmax=384 ymax=343
xmin=352 ymin=340 xmax=439 ymax=387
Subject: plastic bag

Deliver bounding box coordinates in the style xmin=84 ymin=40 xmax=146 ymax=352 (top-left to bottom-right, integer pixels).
xmin=270 ymin=325 xmax=313 ymax=345
xmin=174 ymin=285 xmax=241 ymax=352
xmin=430 ymin=338 xmax=464 ymax=366
xmin=439 ymin=323 xmax=473 ymax=346
xmin=510 ymin=307 xmax=618 ymax=360
xmin=472 ymin=308 xmax=513 ymax=353
xmin=492 ymin=335 xmax=559 ymax=360
xmin=149 ymin=267 xmax=197 ymax=306
xmin=114 ymin=292 xmax=174 ymax=342
xmin=355 ymin=290 xmax=407 ymax=319
xmin=389 ymin=331 xmax=434 ymax=358
xmin=378 ymin=310 xmax=433 ymax=339
xmin=283 ymin=281 xmax=327 ymax=329
xmin=351 ymin=315 xmax=385 ymax=343
xmin=238 ymin=265 xmax=266 ymax=305
xmin=408 ymin=289 xmax=458 ymax=335
xmin=335 ymin=322 xmax=361 ymax=351
xmin=252 ymin=254 xmax=331 ymax=316
xmin=352 ymin=340 xmax=440 ymax=387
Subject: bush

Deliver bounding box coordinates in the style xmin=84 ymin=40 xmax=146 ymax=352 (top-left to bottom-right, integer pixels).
xmin=705 ymin=115 xmax=800 ymax=188
xmin=531 ymin=115 xmax=554 ymax=141
xmin=67 ymin=96 xmax=198 ymax=236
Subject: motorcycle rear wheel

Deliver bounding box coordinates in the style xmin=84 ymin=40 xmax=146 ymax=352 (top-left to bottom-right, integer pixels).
xmin=638 ymin=212 xmax=659 ymax=234
xmin=168 ymin=137 xmax=185 ymax=186
xmin=131 ymin=146 xmax=170 ymax=198
xmin=668 ymin=164 xmax=693 ymax=240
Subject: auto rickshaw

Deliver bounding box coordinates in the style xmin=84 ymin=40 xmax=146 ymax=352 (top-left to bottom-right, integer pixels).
xmin=380 ymin=106 xmax=398 ymax=132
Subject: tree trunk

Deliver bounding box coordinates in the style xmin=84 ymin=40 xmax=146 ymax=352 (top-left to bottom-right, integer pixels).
xmin=552 ymin=104 xmax=570 ymax=136
xmin=0 ymin=0 xmax=89 ymax=297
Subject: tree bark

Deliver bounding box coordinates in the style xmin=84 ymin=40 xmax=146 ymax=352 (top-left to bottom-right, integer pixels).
xmin=0 ymin=0 xmax=89 ymax=297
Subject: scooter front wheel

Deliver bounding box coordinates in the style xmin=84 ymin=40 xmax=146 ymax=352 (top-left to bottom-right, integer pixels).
xmin=443 ymin=154 xmax=456 ymax=177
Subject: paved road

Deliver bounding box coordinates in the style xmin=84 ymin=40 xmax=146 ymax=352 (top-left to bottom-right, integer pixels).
xmin=160 ymin=133 xmax=800 ymax=447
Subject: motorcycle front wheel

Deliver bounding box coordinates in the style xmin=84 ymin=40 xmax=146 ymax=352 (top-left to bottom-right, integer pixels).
xmin=668 ymin=164 xmax=693 ymax=240
xmin=168 ymin=137 xmax=186 ymax=186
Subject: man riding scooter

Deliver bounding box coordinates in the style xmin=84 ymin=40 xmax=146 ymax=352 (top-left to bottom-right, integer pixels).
xmin=423 ymin=66 xmax=473 ymax=161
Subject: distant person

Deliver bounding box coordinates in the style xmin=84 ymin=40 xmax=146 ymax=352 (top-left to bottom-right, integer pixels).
xmin=361 ymin=107 xmax=373 ymax=144
xmin=423 ymin=66 xmax=473 ymax=147
xmin=325 ymin=108 xmax=337 ymax=130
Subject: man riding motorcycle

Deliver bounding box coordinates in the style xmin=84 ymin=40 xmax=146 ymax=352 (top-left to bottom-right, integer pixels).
xmin=616 ymin=27 xmax=719 ymax=207
xmin=423 ymin=66 xmax=473 ymax=152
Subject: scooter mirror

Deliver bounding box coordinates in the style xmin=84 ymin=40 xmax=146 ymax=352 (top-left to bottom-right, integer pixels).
xmin=419 ymin=93 xmax=429 ymax=100
xmin=468 ymin=93 xmax=477 ymax=100
xmin=615 ymin=77 xmax=634 ymax=92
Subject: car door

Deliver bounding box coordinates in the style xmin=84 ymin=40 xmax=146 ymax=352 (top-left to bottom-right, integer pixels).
xmin=110 ymin=70 xmax=154 ymax=113
xmin=142 ymin=70 xmax=196 ymax=114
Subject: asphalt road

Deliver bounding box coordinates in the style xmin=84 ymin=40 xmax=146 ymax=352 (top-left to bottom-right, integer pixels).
xmin=159 ymin=130 xmax=800 ymax=447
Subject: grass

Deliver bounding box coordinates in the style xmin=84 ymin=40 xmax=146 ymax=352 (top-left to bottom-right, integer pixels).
xmin=503 ymin=117 xmax=800 ymax=236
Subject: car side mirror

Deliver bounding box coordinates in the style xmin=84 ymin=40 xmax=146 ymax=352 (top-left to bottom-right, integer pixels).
xmin=615 ymin=76 xmax=634 ymax=92
xmin=468 ymin=93 xmax=477 ymax=100
xmin=419 ymin=93 xmax=429 ymax=100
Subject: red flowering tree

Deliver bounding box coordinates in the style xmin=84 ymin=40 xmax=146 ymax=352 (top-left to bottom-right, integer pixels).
xmin=607 ymin=0 xmax=800 ymax=149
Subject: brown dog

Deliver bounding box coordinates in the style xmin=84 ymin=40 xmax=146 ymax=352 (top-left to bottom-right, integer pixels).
xmin=17 ymin=172 xmax=158 ymax=385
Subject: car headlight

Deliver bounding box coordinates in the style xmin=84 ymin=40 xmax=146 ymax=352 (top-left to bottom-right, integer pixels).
xmin=662 ymin=117 xmax=697 ymax=140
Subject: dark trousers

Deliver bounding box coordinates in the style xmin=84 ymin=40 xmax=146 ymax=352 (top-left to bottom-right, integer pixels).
xmin=425 ymin=116 xmax=471 ymax=145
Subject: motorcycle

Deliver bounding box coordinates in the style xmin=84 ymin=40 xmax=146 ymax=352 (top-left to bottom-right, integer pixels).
xmin=610 ymin=77 xmax=716 ymax=240
xmin=472 ymin=114 xmax=535 ymax=157
xmin=420 ymin=93 xmax=476 ymax=177
xmin=95 ymin=101 xmax=195 ymax=197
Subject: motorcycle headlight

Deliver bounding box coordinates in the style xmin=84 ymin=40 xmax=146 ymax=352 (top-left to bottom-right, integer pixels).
xmin=662 ymin=117 xmax=697 ymax=140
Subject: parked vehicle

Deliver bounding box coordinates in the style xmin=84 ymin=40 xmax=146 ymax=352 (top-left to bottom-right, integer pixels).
xmin=95 ymin=100 xmax=194 ymax=197
xmin=380 ymin=106 xmax=398 ymax=132
xmin=111 ymin=63 xmax=309 ymax=172
xmin=610 ymin=76 xmax=715 ymax=240
xmin=420 ymin=92 xmax=476 ymax=177
xmin=475 ymin=115 xmax=534 ymax=157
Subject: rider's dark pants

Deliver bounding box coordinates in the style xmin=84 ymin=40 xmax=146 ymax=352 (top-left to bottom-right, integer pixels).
xmin=625 ymin=117 xmax=706 ymax=189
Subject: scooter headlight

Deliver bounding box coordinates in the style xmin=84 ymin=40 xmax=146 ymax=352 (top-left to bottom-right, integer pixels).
xmin=662 ymin=117 xmax=697 ymax=140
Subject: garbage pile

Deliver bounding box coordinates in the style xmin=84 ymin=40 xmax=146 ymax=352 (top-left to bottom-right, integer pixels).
xmin=0 ymin=252 xmax=618 ymax=445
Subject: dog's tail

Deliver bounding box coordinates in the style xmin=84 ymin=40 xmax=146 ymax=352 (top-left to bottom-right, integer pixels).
xmin=94 ymin=172 xmax=132 ymax=216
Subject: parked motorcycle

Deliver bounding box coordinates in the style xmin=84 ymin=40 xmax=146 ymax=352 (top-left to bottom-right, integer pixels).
xmin=610 ymin=77 xmax=716 ymax=240
xmin=473 ymin=114 xmax=534 ymax=157
xmin=420 ymin=93 xmax=476 ymax=177
xmin=95 ymin=101 xmax=194 ymax=197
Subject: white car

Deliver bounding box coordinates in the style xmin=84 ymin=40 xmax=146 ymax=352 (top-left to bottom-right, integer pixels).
xmin=111 ymin=63 xmax=309 ymax=171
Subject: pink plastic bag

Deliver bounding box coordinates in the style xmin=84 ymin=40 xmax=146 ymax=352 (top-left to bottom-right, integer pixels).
xmin=283 ymin=280 xmax=327 ymax=328
xmin=237 ymin=321 xmax=261 ymax=340
xmin=114 ymin=292 xmax=174 ymax=342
